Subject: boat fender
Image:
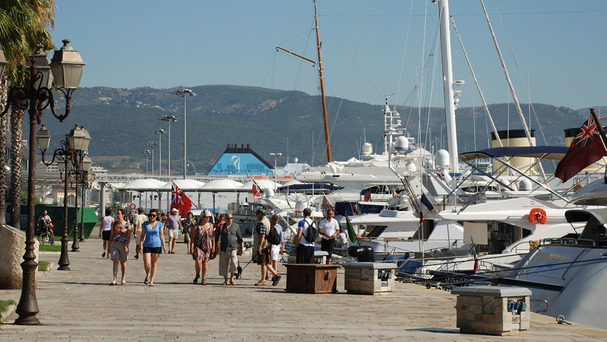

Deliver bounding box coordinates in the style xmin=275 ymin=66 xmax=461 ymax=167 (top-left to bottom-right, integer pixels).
xmin=529 ymin=208 xmax=547 ymax=224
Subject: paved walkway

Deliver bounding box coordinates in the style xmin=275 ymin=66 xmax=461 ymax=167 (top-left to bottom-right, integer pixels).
xmin=1 ymin=233 xmax=606 ymax=341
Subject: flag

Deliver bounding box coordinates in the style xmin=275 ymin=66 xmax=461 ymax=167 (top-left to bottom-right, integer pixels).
xmin=420 ymin=193 xmax=435 ymax=212
xmin=252 ymin=183 xmax=262 ymax=198
xmin=321 ymin=194 xmax=334 ymax=216
xmin=170 ymin=182 xmax=193 ymax=217
xmin=555 ymin=110 xmax=607 ymax=182
xmin=345 ymin=214 xmax=357 ymax=244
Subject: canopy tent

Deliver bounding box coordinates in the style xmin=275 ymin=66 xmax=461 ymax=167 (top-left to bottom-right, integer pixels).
xmin=199 ymin=179 xmax=244 ymax=213
xmin=238 ymin=179 xmax=278 ymax=192
xmin=159 ymin=179 xmax=206 ymax=191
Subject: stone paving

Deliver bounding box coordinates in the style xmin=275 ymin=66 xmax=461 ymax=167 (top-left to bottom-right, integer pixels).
xmin=1 ymin=233 xmax=607 ymax=341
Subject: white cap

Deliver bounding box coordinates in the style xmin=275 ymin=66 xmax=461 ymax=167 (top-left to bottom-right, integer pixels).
xmin=172 ymin=208 xmax=179 ymax=212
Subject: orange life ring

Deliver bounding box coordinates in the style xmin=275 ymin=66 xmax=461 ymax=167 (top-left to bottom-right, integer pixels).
xmin=529 ymin=208 xmax=547 ymax=224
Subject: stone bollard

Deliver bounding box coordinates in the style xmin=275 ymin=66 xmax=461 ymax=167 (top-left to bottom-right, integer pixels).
xmin=0 ymin=225 xmax=39 ymax=289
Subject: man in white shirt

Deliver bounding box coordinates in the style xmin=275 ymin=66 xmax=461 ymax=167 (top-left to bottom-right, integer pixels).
xmin=319 ymin=208 xmax=339 ymax=264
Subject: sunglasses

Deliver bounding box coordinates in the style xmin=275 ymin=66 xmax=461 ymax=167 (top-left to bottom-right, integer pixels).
xmin=226 ymin=217 xmax=233 ymax=220
xmin=149 ymin=214 xmax=157 ymax=218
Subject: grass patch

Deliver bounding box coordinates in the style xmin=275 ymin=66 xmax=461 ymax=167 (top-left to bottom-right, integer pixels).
xmin=38 ymin=261 xmax=51 ymax=272
xmin=0 ymin=299 xmax=17 ymax=322
xmin=39 ymin=244 xmax=61 ymax=252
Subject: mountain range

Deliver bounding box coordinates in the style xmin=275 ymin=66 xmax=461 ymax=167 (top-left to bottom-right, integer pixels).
xmin=35 ymin=85 xmax=604 ymax=174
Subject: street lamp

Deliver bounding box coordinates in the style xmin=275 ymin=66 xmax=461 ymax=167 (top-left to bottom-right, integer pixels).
xmin=176 ymin=88 xmax=195 ymax=178
xmin=38 ymin=124 xmax=90 ymax=269
xmin=147 ymin=141 xmax=157 ymax=176
xmin=270 ymin=152 xmax=282 ymax=189
xmin=1 ymin=40 xmax=86 ymax=325
xmin=154 ymin=129 xmax=165 ymax=177
xmin=160 ymin=114 xmax=177 ymax=177
xmin=78 ymin=154 xmax=92 ymax=241
xmin=143 ymin=150 xmax=151 ymax=175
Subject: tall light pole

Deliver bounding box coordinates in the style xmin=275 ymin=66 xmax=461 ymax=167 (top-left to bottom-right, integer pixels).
xmin=176 ymin=88 xmax=195 ymax=178
xmin=0 ymin=40 xmax=85 ymax=325
xmin=147 ymin=141 xmax=157 ymax=176
xmin=160 ymin=115 xmax=177 ymax=177
xmin=154 ymin=129 xmax=166 ymax=176
xmin=143 ymin=150 xmax=151 ymax=175
xmin=270 ymin=152 xmax=282 ymax=190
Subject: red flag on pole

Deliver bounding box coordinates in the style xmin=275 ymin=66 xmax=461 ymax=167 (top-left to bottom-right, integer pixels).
xmin=170 ymin=182 xmax=193 ymax=217
xmin=252 ymin=183 xmax=262 ymax=198
xmin=555 ymin=110 xmax=607 ymax=182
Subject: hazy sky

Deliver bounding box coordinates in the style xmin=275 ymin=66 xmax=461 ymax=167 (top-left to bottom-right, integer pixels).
xmin=51 ymin=0 xmax=607 ymax=110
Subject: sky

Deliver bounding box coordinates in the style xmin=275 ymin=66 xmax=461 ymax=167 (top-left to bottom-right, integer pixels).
xmin=50 ymin=0 xmax=607 ymax=110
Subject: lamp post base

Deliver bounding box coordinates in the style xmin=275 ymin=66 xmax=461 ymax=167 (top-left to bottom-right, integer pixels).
xmin=14 ymin=259 xmax=40 ymax=325
xmin=58 ymin=238 xmax=70 ymax=270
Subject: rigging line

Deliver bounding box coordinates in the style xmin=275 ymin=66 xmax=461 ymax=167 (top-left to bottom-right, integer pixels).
xmin=423 ymin=30 xmax=440 ymax=150
xmin=417 ymin=0 xmax=430 ymax=153
xmin=329 ymin=0 xmax=375 ymax=144
xmin=394 ymin=0 xmax=416 ymax=107
xmin=480 ymin=0 xmax=533 ymax=145
xmin=491 ymin=0 xmax=549 ymax=147
xmin=450 ymin=15 xmax=502 ymax=148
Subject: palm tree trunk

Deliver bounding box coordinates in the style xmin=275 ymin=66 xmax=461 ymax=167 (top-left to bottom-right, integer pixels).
xmin=0 ymin=74 xmax=7 ymax=225
xmin=9 ymin=107 xmax=23 ymax=228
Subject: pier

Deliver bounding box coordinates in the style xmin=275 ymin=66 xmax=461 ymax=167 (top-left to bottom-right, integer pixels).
xmin=1 ymin=231 xmax=606 ymax=341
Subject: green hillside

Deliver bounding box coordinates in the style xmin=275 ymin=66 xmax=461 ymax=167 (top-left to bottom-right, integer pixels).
xmin=33 ymin=85 xmax=593 ymax=174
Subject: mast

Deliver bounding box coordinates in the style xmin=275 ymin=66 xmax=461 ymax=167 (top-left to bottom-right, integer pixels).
xmin=438 ymin=0 xmax=459 ymax=173
xmin=314 ymin=0 xmax=332 ymax=162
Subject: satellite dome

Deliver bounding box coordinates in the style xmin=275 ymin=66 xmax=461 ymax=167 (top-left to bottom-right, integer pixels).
xmin=406 ymin=161 xmax=417 ymax=172
xmin=394 ymin=136 xmax=409 ymax=152
xmin=264 ymin=188 xmax=275 ymax=197
xmin=435 ymin=149 xmax=450 ymax=168
xmin=518 ymin=179 xmax=532 ymax=191
xmin=361 ymin=142 xmax=373 ymax=156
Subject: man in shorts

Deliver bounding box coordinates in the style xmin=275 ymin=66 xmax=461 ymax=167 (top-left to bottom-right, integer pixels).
xmin=133 ymin=208 xmax=147 ymax=260
xmin=166 ymin=208 xmax=182 ymax=254
xmin=98 ymin=208 xmax=114 ymax=258
xmin=319 ymin=208 xmax=339 ymax=264
xmin=254 ymin=209 xmax=280 ymax=286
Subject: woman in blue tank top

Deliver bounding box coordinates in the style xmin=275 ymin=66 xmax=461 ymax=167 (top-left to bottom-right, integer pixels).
xmin=140 ymin=209 xmax=167 ymax=286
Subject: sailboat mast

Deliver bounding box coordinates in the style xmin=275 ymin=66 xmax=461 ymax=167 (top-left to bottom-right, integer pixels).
xmin=438 ymin=0 xmax=459 ymax=174
xmin=314 ymin=0 xmax=332 ymax=162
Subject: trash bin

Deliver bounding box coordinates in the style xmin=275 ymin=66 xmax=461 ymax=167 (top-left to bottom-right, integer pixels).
xmin=348 ymin=246 xmax=375 ymax=262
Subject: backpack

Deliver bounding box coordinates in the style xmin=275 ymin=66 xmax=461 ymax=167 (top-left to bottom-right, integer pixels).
xmin=266 ymin=224 xmax=281 ymax=245
xmin=305 ymin=220 xmax=318 ymax=244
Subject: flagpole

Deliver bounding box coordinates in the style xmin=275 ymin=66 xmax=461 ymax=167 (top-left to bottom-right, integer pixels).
xmin=590 ymin=108 xmax=607 ymax=151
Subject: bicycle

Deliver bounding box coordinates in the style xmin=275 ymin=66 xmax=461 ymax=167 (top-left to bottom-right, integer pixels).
xmin=39 ymin=224 xmax=55 ymax=245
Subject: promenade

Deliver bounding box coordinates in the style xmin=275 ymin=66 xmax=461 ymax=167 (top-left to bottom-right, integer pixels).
xmin=1 ymin=233 xmax=606 ymax=341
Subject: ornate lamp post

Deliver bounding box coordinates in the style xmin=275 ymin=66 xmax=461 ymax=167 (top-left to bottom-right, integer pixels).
xmin=0 ymin=40 xmax=85 ymax=325
xmin=176 ymin=88 xmax=195 ymax=178
xmin=160 ymin=114 xmax=177 ymax=177
xmin=154 ymin=129 xmax=165 ymax=176
xmin=37 ymin=124 xmax=90 ymax=270
xmin=78 ymin=162 xmax=94 ymax=241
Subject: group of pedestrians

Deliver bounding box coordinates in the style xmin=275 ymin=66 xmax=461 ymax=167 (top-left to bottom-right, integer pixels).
xmin=99 ymin=205 xmax=343 ymax=287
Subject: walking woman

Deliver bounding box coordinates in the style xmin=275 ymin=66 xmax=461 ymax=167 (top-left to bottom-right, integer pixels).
xmin=191 ymin=210 xmax=214 ymax=285
xmin=109 ymin=209 xmax=131 ymax=285
xmin=182 ymin=211 xmax=196 ymax=255
xmin=140 ymin=209 xmax=167 ymax=286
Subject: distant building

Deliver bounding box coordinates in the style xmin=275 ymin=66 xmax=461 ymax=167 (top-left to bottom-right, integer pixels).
xmin=208 ymin=144 xmax=273 ymax=175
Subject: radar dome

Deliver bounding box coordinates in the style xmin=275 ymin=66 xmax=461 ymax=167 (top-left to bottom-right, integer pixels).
xmin=394 ymin=136 xmax=409 ymax=152
xmin=406 ymin=161 xmax=417 ymax=172
xmin=518 ymin=179 xmax=532 ymax=191
xmin=294 ymin=157 xmax=298 ymax=163
xmin=361 ymin=142 xmax=373 ymax=156
xmin=435 ymin=149 xmax=450 ymax=168
xmin=264 ymin=188 xmax=275 ymax=197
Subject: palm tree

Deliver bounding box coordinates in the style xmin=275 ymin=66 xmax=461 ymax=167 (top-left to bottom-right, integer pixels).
xmin=0 ymin=0 xmax=55 ymax=227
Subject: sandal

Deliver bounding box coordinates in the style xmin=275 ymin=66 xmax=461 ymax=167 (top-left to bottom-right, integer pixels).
xmin=254 ymin=280 xmax=266 ymax=286
xmin=144 ymin=277 xmax=149 ymax=285
xmin=193 ymin=275 xmax=200 ymax=284
xmin=148 ymin=283 xmax=155 ymax=287
xmin=109 ymin=281 xmax=117 ymax=286
xmin=222 ymin=280 xmax=228 ymax=286
xmin=121 ymin=280 xmax=126 ymax=285
xmin=272 ymin=274 xmax=281 ymax=286
xmin=229 ymin=280 xmax=236 ymax=286
xmin=201 ymin=279 xmax=207 ymax=285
